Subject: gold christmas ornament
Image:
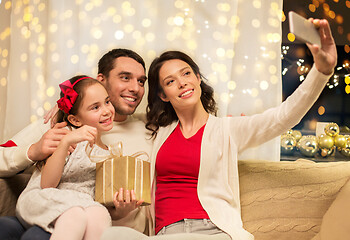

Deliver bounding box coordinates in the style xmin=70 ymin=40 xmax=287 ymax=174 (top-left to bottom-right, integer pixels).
xmin=319 ymin=147 xmax=334 ymax=158
xmin=334 ymin=135 xmax=347 ymax=149
xmin=291 ymin=130 xmax=302 ymax=142
xmin=286 ymin=129 xmax=293 ymax=135
xmin=298 ymin=135 xmax=318 ymax=157
xmin=324 ymin=122 xmax=340 ymax=137
xmin=318 ymin=134 xmax=334 ymax=149
xmin=340 ymin=141 xmax=350 ymax=157
xmin=281 ymin=134 xmax=296 ymax=155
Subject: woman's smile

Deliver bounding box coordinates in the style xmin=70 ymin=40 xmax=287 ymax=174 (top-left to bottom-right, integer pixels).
xmin=179 ymin=89 xmax=194 ymax=98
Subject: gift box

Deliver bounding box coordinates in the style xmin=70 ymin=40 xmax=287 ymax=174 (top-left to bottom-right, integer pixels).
xmin=87 ymin=143 xmax=151 ymax=207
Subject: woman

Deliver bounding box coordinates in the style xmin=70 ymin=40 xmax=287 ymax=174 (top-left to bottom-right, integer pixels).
xmin=101 ymin=19 xmax=337 ymax=240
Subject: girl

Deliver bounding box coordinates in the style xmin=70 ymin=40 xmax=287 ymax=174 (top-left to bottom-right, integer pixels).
xmin=16 ymin=76 xmax=115 ymax=240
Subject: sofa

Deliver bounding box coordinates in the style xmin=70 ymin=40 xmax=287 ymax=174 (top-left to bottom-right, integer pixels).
xmin=1 ymin=159 xmax=350 ymax=240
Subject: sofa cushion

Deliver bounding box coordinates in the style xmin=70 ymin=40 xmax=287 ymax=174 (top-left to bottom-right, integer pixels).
xmin=0 ymin=173 xmax=31 ymax=216
xmin=311 ymin=178 xmax=350 ymax=240
xmin=238 ymin=159 xmax=350 ymax=240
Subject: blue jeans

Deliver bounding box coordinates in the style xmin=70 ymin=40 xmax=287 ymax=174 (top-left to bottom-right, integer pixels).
xmin=0 ymin=216 xmax=51 ymax=240
xmin=101 ymin=219 xmax=231 ymax=240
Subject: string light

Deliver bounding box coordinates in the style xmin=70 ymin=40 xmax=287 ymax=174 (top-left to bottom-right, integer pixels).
xmin=282 ymin=42 xmax=350 ymax=92
xmin=0 ymin=0 xmax=349 ymax=126
xmin=327 ymin=75 xmax=339 ymax=89
xmin=280 ymin=0 xmax=350 ymax=94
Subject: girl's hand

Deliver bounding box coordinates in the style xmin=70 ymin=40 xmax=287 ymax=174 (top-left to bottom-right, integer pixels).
xmin=306 ymin=19 xmax=337 ymax=75
xmin=63 ymin=125 xmax=97 ymax=147
xmin=108 ymin=188 xmax=144 ymax=220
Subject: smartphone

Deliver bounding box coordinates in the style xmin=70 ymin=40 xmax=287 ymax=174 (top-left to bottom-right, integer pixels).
xmin=288 ymin=11 xmax=321 ymax=46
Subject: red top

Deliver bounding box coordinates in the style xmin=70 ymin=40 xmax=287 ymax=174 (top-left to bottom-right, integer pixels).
xmin=155 ymin=123 xmax=209 ymax=233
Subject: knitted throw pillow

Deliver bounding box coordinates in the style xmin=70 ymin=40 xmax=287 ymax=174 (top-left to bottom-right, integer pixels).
xmin=238 ymin=159 xmax=350 ymax=240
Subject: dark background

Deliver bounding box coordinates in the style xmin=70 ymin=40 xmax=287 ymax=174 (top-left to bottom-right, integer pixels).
xmin=282 ymin=0 xmax=350 ymax=132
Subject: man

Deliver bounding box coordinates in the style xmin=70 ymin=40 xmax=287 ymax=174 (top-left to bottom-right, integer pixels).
xmin=0 ymin=48 xmax=152 ymax=239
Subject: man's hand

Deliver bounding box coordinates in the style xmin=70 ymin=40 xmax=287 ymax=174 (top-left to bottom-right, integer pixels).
xmin=306 ymin=19 xmax=337 ymax=75
xmin=108 ymin=188 xmax=144 ymax=220
xmin=27 ymin=122 xmax=74 ymax=161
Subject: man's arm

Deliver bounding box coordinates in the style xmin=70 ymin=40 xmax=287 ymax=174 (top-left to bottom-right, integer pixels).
xmin=0 ymin=120 xmax=48 ymax=177
xmin=26 ymin=122 xmax=73 ymax=161
xmin=0 ymin=120 xmax=71 ymax=177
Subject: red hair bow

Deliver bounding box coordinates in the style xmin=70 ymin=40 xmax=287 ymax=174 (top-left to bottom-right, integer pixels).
xmin=57 ymin=77 xmax=91 ymax=114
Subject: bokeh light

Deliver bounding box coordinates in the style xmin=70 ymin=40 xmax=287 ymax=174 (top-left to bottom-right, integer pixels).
xmin=287 ymin=33 xmax=295 ymax=42
xmin=0 ymin=0 xmax=312 ymax=144
xmin=0 ymin=78 xmax=7 ymax=87
xmin=318 ymin=106 xmax=325 ymax=115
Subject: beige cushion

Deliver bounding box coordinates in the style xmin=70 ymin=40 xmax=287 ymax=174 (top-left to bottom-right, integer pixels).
xmin=312 ymin=178 xmax=350 ymax=240
xmin=0 ymin=173 xmax=31 ymax=216
xmin=238 ymin=159 xmax=350 ymax=240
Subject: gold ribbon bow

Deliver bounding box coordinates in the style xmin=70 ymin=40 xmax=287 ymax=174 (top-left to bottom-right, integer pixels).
xmin=86 ymin=142 xmax=149 ymax=163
